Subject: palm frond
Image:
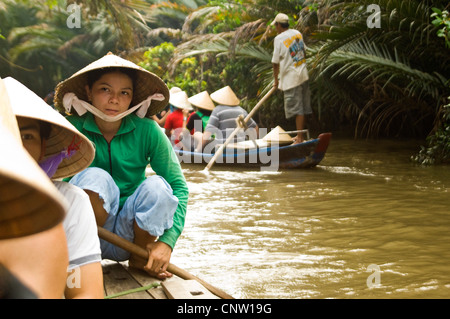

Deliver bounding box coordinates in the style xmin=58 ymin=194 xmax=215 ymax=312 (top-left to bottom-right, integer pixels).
xmin=321 ymin=38 xmax=447 ymax=101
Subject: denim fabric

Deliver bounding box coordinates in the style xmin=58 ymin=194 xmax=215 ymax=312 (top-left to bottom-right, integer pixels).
xmin=69 ymin=167 xmax=178 ymax=261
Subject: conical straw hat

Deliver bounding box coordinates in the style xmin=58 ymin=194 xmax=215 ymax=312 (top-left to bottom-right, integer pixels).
xmin=4 ymin=77 xmax=95 ymax=179
xmin=0 ymin=78 xmax=66 ymax=239
xmin=262 ymin=126 xmax=293 ymax=145
xmin=169 ymin=91 xmax=193 ymax=111
xmin=210 ymin=86 xmax=240 ymax=106
xmin=188 ymin=91 xmax=215 ymax=111
xmin=169 ymin=87 xmax=182 ymax=96
xmin=54 ymin=52 xmax=170 ymax=117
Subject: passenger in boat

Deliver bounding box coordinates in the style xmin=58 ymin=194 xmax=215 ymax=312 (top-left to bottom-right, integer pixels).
xmin=0 ymin=80 xmax=68 ymax=299
xmin=180 ymin=91 xmax=215 ymax=152
xmin=54 ymin=53 xmax=189 ymax=280
xmin=271 ymin=13 xmax=312 ymax=144
xmin=151 ymin=87 xmax=181 ymax=128
xmin=183 ymin=91 xmax=215 ymax=153
xmin=151 ymin=106 xmax=170 ymax=128
xmin=164 ymin=90 xmax=193 ymax=148
xmin=2 ymin=76 xmax=103 ymax=298
xmin=200 ymin=86 xmax=258 ymax=154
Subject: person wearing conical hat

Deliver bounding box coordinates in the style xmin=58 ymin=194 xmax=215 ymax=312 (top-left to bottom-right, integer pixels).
xmin=200 ymin=86 xmax=258 ymax=153
xmin=0 ymin=77 xmax=68 ymax=298
xmin=271 ymin=13 xmax=312 ymax=144
xmin=3 ymin=77 xmax=104 ymax=298
xmin=164 ymin=90 xmax=193 ymax=146
xmin=186 ymin=90 xmax=215 ymax=134
xmin=54 ymin=53 xmax=189 ymax=279
xmin=151 ymin=86 xmax=182 ymax=128
xmin=178 ymin=91 xmax=215 ymax=152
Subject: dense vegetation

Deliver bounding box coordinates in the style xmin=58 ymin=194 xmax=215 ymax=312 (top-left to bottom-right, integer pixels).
xmin=1 ymin=0 xmax=449 ymax=163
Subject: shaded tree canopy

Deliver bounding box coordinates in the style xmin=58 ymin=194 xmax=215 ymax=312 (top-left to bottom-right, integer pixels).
xmin=1 ymin=0 xmax=449 ymax=164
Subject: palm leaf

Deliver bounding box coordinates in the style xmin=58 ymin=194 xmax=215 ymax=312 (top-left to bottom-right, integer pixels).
xmin=322 ymin=38 xmax=447 ymax=101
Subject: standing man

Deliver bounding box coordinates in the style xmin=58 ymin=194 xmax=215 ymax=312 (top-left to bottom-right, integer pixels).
xmin=271 ymin=13 xmax=312 ymax=144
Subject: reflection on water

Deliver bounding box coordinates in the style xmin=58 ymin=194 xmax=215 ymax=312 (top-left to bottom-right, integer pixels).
xmin=170 ymin=139 xmax=450 ymax=298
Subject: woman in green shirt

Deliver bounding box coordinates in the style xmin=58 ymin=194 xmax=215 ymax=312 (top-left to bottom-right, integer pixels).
xmin=54 ymin=53 xmax=189 ymax=279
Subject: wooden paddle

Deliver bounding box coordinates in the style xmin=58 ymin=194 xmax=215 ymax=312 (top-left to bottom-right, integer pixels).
xmin=203 ymin=86 xmax=277 ymax=172
xmin=97 ymin=226 xmax=234 ymax=299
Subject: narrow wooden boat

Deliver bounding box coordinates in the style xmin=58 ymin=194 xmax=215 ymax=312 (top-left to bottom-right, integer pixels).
xmin=174 ymin=132 xmax=332 ymax=169
xmin=98 ymin=228 xmax=231 ymax=299
xmin=102 ymin=260 xmax=220 ymax=299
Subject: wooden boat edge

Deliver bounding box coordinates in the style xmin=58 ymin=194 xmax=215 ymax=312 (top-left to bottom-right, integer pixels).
xmin=174 ymin=132 xmax=332 ymax=169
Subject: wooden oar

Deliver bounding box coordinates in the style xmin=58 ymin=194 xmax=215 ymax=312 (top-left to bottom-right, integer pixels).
xmin=203 ymin=86 xmax=277 ymax=172
xmin=97 ymin=226 xmax=234 ymax=299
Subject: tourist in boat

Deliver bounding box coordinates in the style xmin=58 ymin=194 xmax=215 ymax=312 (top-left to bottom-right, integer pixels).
xmin=151 ymin=87 xmax=182 ymax=128
xmin=3 ymin=76 xmax=103 ymax=298
xmin=164 ymin=90 xmax=193 ymax=148
xmin=271 ymin=13 xmax=312 ymax=144
xmin=0 ymin=79 xmax=68 ymax=298
xmin=200 ymin=86 xmax=258 ymax=154
xmin=180 ymin=91 xmax=215 ymax=152
xmin=54 ymin=53 xmax=189 ymax=280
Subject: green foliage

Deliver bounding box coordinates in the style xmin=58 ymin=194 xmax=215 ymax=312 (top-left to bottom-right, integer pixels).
xmin=411 ymin=7 xmax=450 ymax=165
xmin=431 ymin=8 xmax=450 ymax=48
xmin=172 ymin=56 xmax=207 ymax=94
xmin=412 ymin=98 xmax=450 ymax=165
xmin=305 ymin=0 xmax=450 ymax=138
xmin=139 ymin=42 xmax=175 ymax=77
xmin=2 ymin=0 xmax=450 ymax=165
xmin=139 ymin=42 xmax=209 ymax=95
xmin=0 ymin=0 xmax=154 ymax=97
xmin=207 ymin=0 xmax=246 ymax=33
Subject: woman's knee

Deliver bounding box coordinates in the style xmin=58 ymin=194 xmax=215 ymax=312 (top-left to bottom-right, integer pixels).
xmin=137 ymin=176 xmax=175 ymax=202
xmin=123 ymin=176 xmax=178 ymax=236
xmin=69 ymin=167 xmax=120 ymax=215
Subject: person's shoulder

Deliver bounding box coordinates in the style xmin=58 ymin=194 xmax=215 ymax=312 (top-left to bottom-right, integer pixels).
xmin=277 ymin=28 xmax=300 ymax=38
xmin=211 ymin=104 xmax=228 ymax=115
xmin=129 ymin=113 xmax=160 ymax=128
xmin=129 ymin=114 xmax=166 ymax=140
xmin=273 ymin=33 xmax=283 ymax=42
xmin=165 ymin=111 xmax=177 ymax=121
xmin=190 ymin=112 xmax=200 ymax=119
xmin=214 ymin=104 xmax=230 ymax=111
xmin=53 ymin=181 xmax=89 ymax=201
xmin=66 ymin=113 xmax=95 ymax=134
xmin=66 ymin=113 xmax=85 ymax=126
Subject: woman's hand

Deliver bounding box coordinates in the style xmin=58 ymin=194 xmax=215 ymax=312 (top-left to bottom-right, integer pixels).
xmin=144 ymin=241 xmax=173 ymax=279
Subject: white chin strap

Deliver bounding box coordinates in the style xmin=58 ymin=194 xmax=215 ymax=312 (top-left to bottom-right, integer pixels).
xmin=63 ymin=92 xmax=165 ymax=122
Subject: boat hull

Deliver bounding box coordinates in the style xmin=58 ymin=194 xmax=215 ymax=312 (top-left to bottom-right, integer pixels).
xmin=174 ymin=132 xmax=332 ymax=170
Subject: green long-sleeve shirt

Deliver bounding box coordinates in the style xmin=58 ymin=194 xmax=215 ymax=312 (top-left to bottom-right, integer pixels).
xmin=66 ymin=113 xmax=189 ymax=249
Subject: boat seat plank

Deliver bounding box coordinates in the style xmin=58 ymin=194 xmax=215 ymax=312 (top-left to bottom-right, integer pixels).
xmin=124 ymin=262 xmax=174 ymax=299
xmin=162 ymin=279 xmax=219 ymax=299
xmin=102 ymin=260 xmax=152 ymax=299
xmin=102 ymin=260 xmax=223 ymax=299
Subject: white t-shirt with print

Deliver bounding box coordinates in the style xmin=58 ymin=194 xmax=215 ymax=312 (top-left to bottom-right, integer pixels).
xmin=272 ymin=29 xmax=309 ymax=91
xmin=54 ymin=181 xmax=101 ymax=271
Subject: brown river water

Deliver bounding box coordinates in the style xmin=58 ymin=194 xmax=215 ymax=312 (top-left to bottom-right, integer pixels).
xmin=168 ymin=138 xmax=450 ymax=299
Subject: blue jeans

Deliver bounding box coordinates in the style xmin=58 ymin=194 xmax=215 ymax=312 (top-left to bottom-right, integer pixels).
xmin=69 ymin=167 xmax=178 ymax=261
